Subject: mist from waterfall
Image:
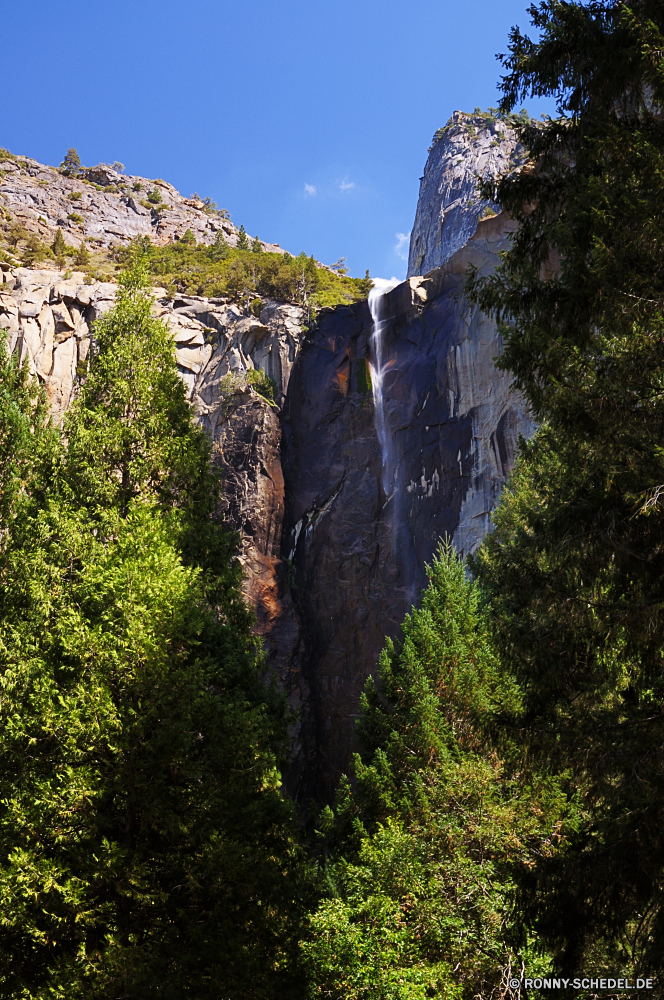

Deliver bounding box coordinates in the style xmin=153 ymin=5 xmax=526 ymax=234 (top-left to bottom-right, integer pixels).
xmin=368 ymin=278 xmax=401 ymax=497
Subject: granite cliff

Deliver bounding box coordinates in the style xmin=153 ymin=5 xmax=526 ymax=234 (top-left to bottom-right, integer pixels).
xmin=0 ymin=123 xmax=530 ymax=800
xmin=0 ymin=150 xmax=286 ymax=257
xmin=408 ymin=110 xmax=525 ymax=277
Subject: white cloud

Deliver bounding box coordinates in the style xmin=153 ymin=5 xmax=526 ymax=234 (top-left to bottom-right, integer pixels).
xmin=338 ymin=179 xmax=355 ymax=192
xmin=304 ymin=183 xmax=317 ymax=197
xmin=394 ymin=231 xmax=411 ymax=260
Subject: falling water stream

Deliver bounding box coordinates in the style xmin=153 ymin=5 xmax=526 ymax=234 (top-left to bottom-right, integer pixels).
xmin=368 ymin=278 xmax=401 ymax=497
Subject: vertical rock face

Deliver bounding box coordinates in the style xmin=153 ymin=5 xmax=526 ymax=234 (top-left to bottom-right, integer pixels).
xmin=0 ymin=125 xmax=535 ymax=802
xmin=0 ymin=154 xmax=287 ymax=253
xmin=407 ymin=111 xmax=524 ymax=278
xmin=282 ymin=211 xmax=534 ymax=800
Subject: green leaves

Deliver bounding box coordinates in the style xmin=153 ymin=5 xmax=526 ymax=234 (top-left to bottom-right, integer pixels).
xmin=466 ymin=0 xmax=664 ymax=975
xmin=0 ymin=263 xmax=313 ymax=997
xmin=305 ymin=545 xmax=568 ymax=998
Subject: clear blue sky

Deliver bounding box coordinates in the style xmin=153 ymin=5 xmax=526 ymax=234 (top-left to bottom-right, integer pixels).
xmin=3 ymin=0 xmax=554 ymax=280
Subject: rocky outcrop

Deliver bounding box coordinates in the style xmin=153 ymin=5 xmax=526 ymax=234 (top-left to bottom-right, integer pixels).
xmin=0 ymin=153 xmax=286 ymax=254
xmin=407 ymin=111 xmax=525 ymax=277
xmin=282 ymin=210 xmax=533 ymax=800
xmin=0 ymin=208 xmax=531 ymax=802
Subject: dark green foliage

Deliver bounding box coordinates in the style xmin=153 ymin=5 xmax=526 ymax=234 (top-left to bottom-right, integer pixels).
xmin=208 ymin=230 xmax=230 ymax=261
xmin=252 ymin=235 xmax=263 ymax=253
xmin=466 ymin=0 xmax=664 ymax=977
xmin=236 ymin=224 xmax=250 ymax=251
xmin=303 ymin=545 xmax=570 ymax=999
xmin=21 ymin=234 xmax=53 ymax=267
xmin=146 ymin=188 xmax=162 ymax=205
xmin=51 ymin=227 xmax=68 ymax=257
xmin=0 ymin=259 xmax=314 ymax=998
xmin=111 ymin=236 xmax=373 ymax=310
xmin=74 ymin=241 xmax=90 ymax=267
xmin=61 ymin=147 xmax=81 ymax=174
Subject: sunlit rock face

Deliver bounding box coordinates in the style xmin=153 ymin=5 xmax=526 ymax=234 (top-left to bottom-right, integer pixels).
xmin=0 ymin=122 xmax=536 ymax=802
xmin=0 ymin=153 xmax=286 ymax=253
xmin=282 ymin=210 xmax=534 ymax=801
xmin=407 ymin=110 xmax=524 ymax=278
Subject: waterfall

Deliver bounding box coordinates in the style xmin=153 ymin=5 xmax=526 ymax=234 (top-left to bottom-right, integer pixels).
xmin=368 ymin=278 xmax=401 ymax=496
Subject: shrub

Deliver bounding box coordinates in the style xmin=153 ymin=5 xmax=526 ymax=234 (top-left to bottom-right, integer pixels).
xmin=246 ymin=367 xmax=278 ymax=403
xmin=75 ymin=242 xmax=91 ymax=267
xmin=51 ymin=228 xmax=68 ymax=257
xmin=147 ymin=188 xmax=162 ymax=205
xmin=67 ymin=213 xmax=84 ymax=225
xmin=60 ymin=147 xmax=81 ymax=175
xmin=69 ymin=191 xmax=83 ymax=201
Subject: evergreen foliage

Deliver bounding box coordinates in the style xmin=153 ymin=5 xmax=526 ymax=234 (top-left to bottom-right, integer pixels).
xmin=74 ymin=240 xmax=90 ymax=267
xmin=111 ymin=236 xmax=373 ymax=311
xmin=236 ymin=225 xmax=250 ymax=251
xmin=51 ymin=227 xmax=68 ymax=257
xmin=303 ymin=545 xmax=570 ymax=999
xmin=61 ymin=147 xmax=81 ymax=175
xmin=466 ymin=0 xmax=664 ymax=976
xmin=0 ymin=257 xmax=313 ymax=998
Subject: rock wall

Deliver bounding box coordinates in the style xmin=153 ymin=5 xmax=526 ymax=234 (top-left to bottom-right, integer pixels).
xmin=282 ymin=210 xmax=533 ymax=800
xmin=407 ymin=111 xmax=524 ymax=277
xmin=0 ymin=153 xmax=286 ymax=254
xmin=0 ymin=127 xmax=535 ymax=803
xmin=0 ymin=209 xmax=531 ymax=802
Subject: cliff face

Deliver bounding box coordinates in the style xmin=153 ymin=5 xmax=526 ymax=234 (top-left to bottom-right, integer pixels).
xmin=0 ymin=130 xmax=533 ymax=801
xmin=282 ymin=211 xmax=533 ymax=799
xmin=407 ymin=111 xmax=524 ymax=277
xmin=0 ymin=153 xmax=285 ymax=253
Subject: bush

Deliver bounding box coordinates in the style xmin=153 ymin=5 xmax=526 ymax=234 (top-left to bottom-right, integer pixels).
xmin=246 ymin=367 xmax=277 ymax=402
xmin=147 ymin=188 xmax=162 ymax=205
xmin=60 ymin=147 xmax=81 ymax=175
xmin=67 ymin=213 xmax=84 ymax=225
xmin=74 ymin=241 xmax=91 ymax=267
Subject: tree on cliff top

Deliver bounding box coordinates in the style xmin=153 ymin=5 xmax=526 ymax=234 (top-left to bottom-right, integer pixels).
xmin=0 ymin=258 xmax=314 ymax=998
xmin=467 ymin=0 xmax=664 ymax=974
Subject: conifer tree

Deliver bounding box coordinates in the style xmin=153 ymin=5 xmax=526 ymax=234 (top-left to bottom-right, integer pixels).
xmin=74 ymin=240 xmax=90 ymax=267
xmin=208 ymin=229 xmax=230 ymax=261
xmin=51 ymin=227 xmax=68 ymax=257
xmin=236 ymin=224 xmax=249 ymax=250
xmin=252 ymin=235 xmax=263 ymax=253
xmin=303 ymin=544 xmax=570 ymax=999
xmin=61 ymin=147 xmax=81 ymax=175
xmin=466 ymin=0 xmax=664 ymax=975
xmin=0 ymin=256 xmax=313 ymax=998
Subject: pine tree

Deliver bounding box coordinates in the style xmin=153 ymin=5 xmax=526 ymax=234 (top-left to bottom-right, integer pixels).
xmin=0 ymin=257 xmax=314 ymax=998
xmin=303 ymin=544 xmax=570 ymax=999
xmin=61 ymin=147 xmax=81 ymax=175
xmin=236 ymin=224 xmax=249 ymax=250
xmin=252 ymin=235 xmax=263 ymax=253
xmin=208 ymin=229 xmax=230 ymax=262
xmin=51 ymin=227 xmax=68 ymax=257
xmin=466 ymin=0 xmax=664 ymax=976
xmin=74 ymin=240 xmax=90 ymax=267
